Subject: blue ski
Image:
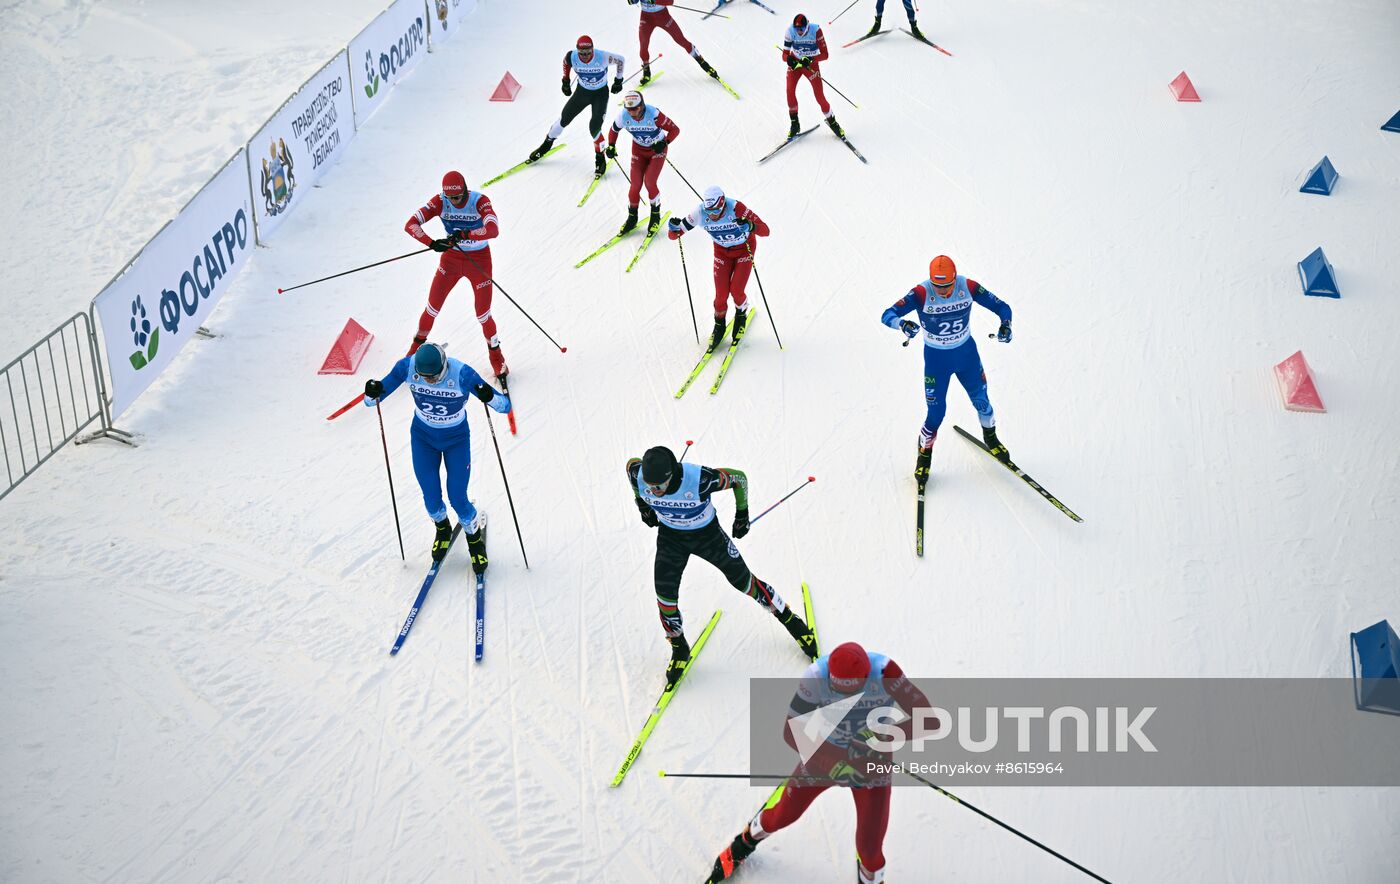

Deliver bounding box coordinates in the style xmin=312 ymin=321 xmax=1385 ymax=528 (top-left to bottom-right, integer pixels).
xmin=389 ymin=523 xmax=463 ymax=655
xmin=473 ymin=571 xmax=486 ymax=661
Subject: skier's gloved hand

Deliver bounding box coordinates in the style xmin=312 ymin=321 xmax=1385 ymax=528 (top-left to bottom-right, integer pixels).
xmin=827 ymin=759 xmax=869 ymax=788
xmin=605 ymin=144 xmax=618 ymax=159
xmin=652 ymin=138 xmax=668 ymax=155
xmin=636 ymin=498 xmax=659 ymax=528
xmin=628 ymin=0 xmax=640 ymax=5
xmin=429 ymin=238 xmax=454 ymax=252
xmin=489 ymin=393 xmax=511 ymax=414
xmin=794 ymin=58 xmax=810 ymax=70
xmin=899 ymin=319 xmax=920 ymax=339
xmin=667 ymin=217 xmax=685 ymax=240
xmin=611 ymin=76 xmax=623 ymax=94
xmin=732 ymin=508 xmax=750 ymax=539
xmin=364 ymin=378 xmax=384 ymax=401
xmin=785 ymin=55 xmax=799 ymax=69
xmin=996 ymin=320 xmax=1013 ymax=343
xmin=561 ymin=77 xmax=572 ymax=96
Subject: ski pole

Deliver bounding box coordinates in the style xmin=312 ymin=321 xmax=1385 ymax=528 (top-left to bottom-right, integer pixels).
xmin=672 ymin=3 xmax=730 ymax=16
xmin=277 ymin=246 xmax=433 ymax=294
xmin=816 ymin=74 xmax=860 ymax=109
xmin=680 ymin=439 xmax=694 ymax=461
xmin=612 ymin=154 xmax=632 ymax=183
xmin=746 ymin=245 xmax=784 ymax=351
xmin=750 ymin=476 xmax=815 ymax=526
xmin=901 ymin=770 xmax=1112 ymax=883
xmin=489 ymin=278 xmax=568 ymax=353
xmin=664 ymin=158 xmax=703 ymax=199
xmin=482 ymin=402 xmax=529 ymax=570
xmin=829 ymin=0 xmax=861 ymax=25
xmin=677 ymin=237 xmax=700 ymax=343
xmin=375 ymin=401 xmax=406 ymax=561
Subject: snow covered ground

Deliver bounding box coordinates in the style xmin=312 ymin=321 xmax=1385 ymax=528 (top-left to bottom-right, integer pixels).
xmin=3 ymin=0 xmax=1399 ymax=881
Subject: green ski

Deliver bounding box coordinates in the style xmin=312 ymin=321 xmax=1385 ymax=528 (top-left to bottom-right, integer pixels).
xmin=577 ymin=172 xmax=604 ymax=208
xmin=675 ymin=321 xmax=734 ymax=398
xmin=481 ymin=143 xmax=567 ymax=187
xmin=610 ymin=609 xmax=722 ymax=787
xmin=625 ymin=212 xmax=670 ymax=272
xmin=708 ymin=315 xmax=753 ymax=395
xmin=801 ymin=582 xmax=818 ymax=657
xmin=952 ymin=425 xmax=1084 ymax=522
xmin=713 ymin=74 xmax=741 ymax=100
xmin=575 ymin=228 xmax=638 ymax=269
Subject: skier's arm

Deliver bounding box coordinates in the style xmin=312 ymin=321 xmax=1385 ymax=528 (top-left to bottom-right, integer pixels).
xmin=781 ymin=670 xmax=859 ymax=773
xmin=607 ymin=116 xmax=623 ymax=149
xmin=464 ymin=195 xmax=500 ymax=242
xmin=460 ymin=364 xmax=510 ymax=413
xmin=560 ymin=50 xmax=574 ymax=94
xmin=881 ymin=285 xmax=926 ymax=329
xmin=733 ymin=201 xmax=769 ymax=237
xmin=363 ymin=357 xmax=411 ymax=405
xmin=667 ymin=208 xmax=700 ymax=240
xmin=698 ymin=466 xmax=748 ymax=508
xmin=608 ymin=50 xmax=627 ymax=79
xmin=814 ymin=29 xmax=830 ymax=64
xmin=404 ymin=195 xmax=443 ymax=246
xmin=656 ymin=110 xmax=680 ymax=146
xmin=883 ymin=659 xmax=935 ymax=742
xmin=625 ymin=458 xmax=659 ymax=526
xmin=968 ymin=280 xmax=1012 ymax=323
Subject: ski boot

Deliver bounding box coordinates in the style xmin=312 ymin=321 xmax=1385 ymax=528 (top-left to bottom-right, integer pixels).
xmin=465 ymin=519 xmax=488 ymax=574
xmin=909 ymin=20 xmax=925 ymax=41
xmin=647 ymin=204 xmax=663 ymax=235
xmin=665 ymin=634 xmax=691 ymax=689
xmin=619 ymin=206 xmax=639 ymax=236
xmin=788 ymin=113 xmax=801 ymax=138
xmin=779 ymin=609 xmax=819 ymax=660
xmin=528 ymin=135 xmax=554 ymax=163
xmin=407 ymin=333 xmax=427 ymax=356
xmin=695 ymin=54 xmax=720 ymax=79
xmin=857 ymin=859 xmax=887 ymax=883
xmin=826 ymin=114 xmax=845 ymax=138
xmin=594 ymin=150 xmax=607 ymax=178
xmin=488 ymin=342 xmax=508 ymax=380
xmin=709 ymin=825 xmax=761 ymax=881
xmin=866 ymin=14 xmax=882 ymax=37
xmin=731 ymin=307 xmax=750 ymax=344
xmin=640 ymin=61 xmax=653 ymax=86
xmin=915 ymin=443 xmax=933 ymax=487
xmin=708 ymin=315 xmax=727 ymax=352
xmin=431 ymin=518 xmax=454 ymax=562
xmin=982 ymin=425 xmax=1011 ymax=464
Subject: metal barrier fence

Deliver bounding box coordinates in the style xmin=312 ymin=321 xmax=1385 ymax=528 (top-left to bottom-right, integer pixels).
xmin=0 ymin=312 xmax=132 ymax=502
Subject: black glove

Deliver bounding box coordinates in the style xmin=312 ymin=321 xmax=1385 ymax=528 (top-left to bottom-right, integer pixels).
xmin=899 ymin=319 xmax=920 ymax=339
xmin=636 ymin=499 xmax=659 ymax=528
xmin=429 ymin=238 xmax=454 ymax=252
xmin=732 ymin=508 xmax=750 ymax=539
xmin=611 ymin=76 xmax=623 ymax=94
xmin=561 ymin=77 xmax=572 ymax=96
xmin=605 ymin=144 xmax=618 ymax=159
xmin=997 ymin=320 xmax=1013 ymax=343
xmin=364 ymin=378 xmax=384 ymax=400
xmin=473 ymin=383 xmax=495 ymax=403
xmin=652 ymin=138 xmax=668 ymax=155
xmin=786 ymin=55 xmax=799 ymax=69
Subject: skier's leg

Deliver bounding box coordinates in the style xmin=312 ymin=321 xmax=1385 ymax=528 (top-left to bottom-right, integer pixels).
xmin=785 ymin=68 xmax=801 ymax=115
xmin=921 ymin=349 xmax=953 ymax=446
xmin=639 ymin=19 xmax=657 ymax=64
xmin=756 ymin=778 xmax=832 ymax=835
xmin=730 ymin=242 xmax=753 ymax=311
xmin=953 ymin=343 xmax=995 ymax=428
xmin=712 ymin=249 xmax=733 ymax=317
xmin=628 ymin=153 xmax=646 ymax=208
xmin=586 ymin=88 xmax=608 ymax=139
xmin=808 ymin=68 xmax=833 ymax=116
xmin=653 ymin=530 xmax=691 ymax=640
xmin=416 ymin=254 xmax=464 ymax=343
xmin=642 ymin=154 xmax=664 ymax=204
xmin=441 ymin=430 xmax=476 ymax=527
xmin=662 ymin=16 xmax=696 ymax=55
xmin=409 ymin=425 xmax=448 ymax=520
xmin=555 ymin=88 xmax=591 ymax=135
xmin=852 ymin=785 xmax=893 ymax=880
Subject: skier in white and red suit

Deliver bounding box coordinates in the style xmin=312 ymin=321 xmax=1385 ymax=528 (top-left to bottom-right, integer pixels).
xmin=628 ymin=0 xmax=723 ymax=84
xmin=707 ymin=641 xmax=935 ymax=884
xmin=403 ymin=171 xmax=507 ymax=378
xmin=605 ymin=91 xmax=681 ymax=238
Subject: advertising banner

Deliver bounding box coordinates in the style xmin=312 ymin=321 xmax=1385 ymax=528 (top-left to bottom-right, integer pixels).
xmin=247 ymin=49 xmax=355 ymax=243
xmin=427 ymin=0 xmax=477 ymax=46
xmin=93 ymin=150 xmax=253 ymax=417
xmin=350 ymin=0 xmax=429 ymax=127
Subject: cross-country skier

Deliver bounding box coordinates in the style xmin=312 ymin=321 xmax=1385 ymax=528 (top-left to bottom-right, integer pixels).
xmin=782 ymin=14 xmax=845 ymax=138
xmin=708 ymin=641 xmax=934 ymax=883
xmin=606 ymin=91 xmax=679 ymax=236
xmin=880 ymin=255 xmax=1013 ymax=484
xmin=628 ymin=0 xmax=723 ymax=85
xmin=526 ymin=36 xmax=625 ymax=178
xmin=627 ymin=446 xmax=817 ymax=688
xmin=362 ymin=343 xmax=511 ymax=571
xmin=867 ymin=0 xmax=922 ymax=39
xmin=403 ymin=171 xmax=508 ymax=378
xmin=667 ymin=185 xmax=769 ymax=351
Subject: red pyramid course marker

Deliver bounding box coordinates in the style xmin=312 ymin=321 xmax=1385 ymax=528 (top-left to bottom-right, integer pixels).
xmin=1170 ymin=71 xmax=1200 ymax=102
xmin=1273 ymin=350 xmax=1325 ymax=413
xmin=490 ymin=71 xmax=522 ymax=102
xmin=318 ymin=318 xmax=375 ymax=375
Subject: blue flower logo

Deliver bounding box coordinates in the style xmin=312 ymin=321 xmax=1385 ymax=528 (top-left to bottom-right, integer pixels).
xmin=128 ymin=295 xmax=160 ymax=370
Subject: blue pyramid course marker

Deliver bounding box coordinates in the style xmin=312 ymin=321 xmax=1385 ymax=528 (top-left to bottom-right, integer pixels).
xmin=1298 ymin=247 xmax=1339 ymax=298
xmin=1300 ymin=156 xmax=1338 ymax=195
xmin=1383 ymin=110 xmax=1400 ymax=133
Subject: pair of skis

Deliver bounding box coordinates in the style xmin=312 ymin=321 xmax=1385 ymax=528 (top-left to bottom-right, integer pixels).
xmin=481 ymin=143 xmax=568 ymax=188
xmin=843 ymin=27 xmax=953 ymax=56
xmin=613 ymin=583 xmax=818 ymax=789
xmin=915 ymin=426 xmax=1083 ymax=555
xmin=705 ymin=0 xmax=776 ymax=18
xmin=759 ymin=123 xmax=867 ymax=164
xmin=574 ymin=214 xmax=670 ymax=271
xmin=388 ymin=523 xmax=489 ymax=661
xmin=675 ymin=315 xmax=753 ymax=398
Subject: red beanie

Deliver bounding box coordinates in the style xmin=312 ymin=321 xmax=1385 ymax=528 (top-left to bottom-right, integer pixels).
xmin=828 ymin=642 xmax=870 ymax=691
xmin=442 ymin=170 xmax=466 ymax=199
